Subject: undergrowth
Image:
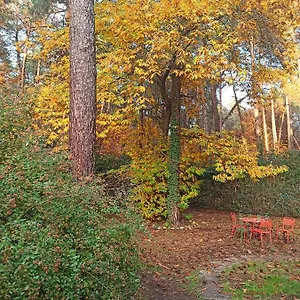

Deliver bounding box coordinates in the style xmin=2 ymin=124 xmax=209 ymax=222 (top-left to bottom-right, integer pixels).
xmin=0 ymin=98 xmax=143 ymax=299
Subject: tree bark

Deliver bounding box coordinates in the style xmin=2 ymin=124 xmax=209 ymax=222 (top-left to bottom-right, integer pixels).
xmin=167 ymin=74 xmax=181 ymax=227
xmin=250 ymin=41 xmax=262 ymax=152
xmin=69 ymin=0 xmax=96 ymax=179
xmin=232 ymin=84 xmax=245 ymax=136
xmin=157 ymin=73 xmax=171 ymax=136
xmin=278 ymin=111 xmax=285 ymax=145
xmin=35 ymin=59 xmax=41 ymax=83
xmin=210 ymin=82 xmax=220 ymax=132
xmin=262 ymin=106 xmax=269 ymax=152
xmin=219 ymin=87 xmax=223 ymax=132
xmin=271 ymin=99 xmax=277 ymax=151
xmin=286 ymin=96 xmax=293 ymax=150
xmin=20 ymin=40 xmax=28 ymax=95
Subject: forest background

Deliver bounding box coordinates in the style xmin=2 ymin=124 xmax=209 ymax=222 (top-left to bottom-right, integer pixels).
xmin=0 ymin=0 xmax=300 ymax=298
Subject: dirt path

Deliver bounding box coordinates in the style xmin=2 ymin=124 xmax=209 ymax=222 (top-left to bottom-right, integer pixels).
xmin=136 ymin=209 xmax=300 ymax=300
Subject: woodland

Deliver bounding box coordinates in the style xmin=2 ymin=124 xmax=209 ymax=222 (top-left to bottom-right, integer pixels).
xmin=0 ymin=0 xmax=299 ymax=299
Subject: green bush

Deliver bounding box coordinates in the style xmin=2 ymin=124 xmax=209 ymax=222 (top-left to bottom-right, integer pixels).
xmin=196 ymin=151 xmax=300 ymax=217
xmin=0 ymin=100 xmax=142 ymax=299
xmin=95 ymin=154 xmax=131 ymax=174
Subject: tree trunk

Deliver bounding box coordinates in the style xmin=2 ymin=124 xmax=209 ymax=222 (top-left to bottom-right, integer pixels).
xmin=157 ymin=74 xmax=171 ymax=136
xmin=69 ymin=0 xmax=96 ymax=179
xmin=167 ymin=74 xmax=181 ymax=227
xmin=262 ymin=106 xmax=269 ymax=152
xmin=250 ymin=41 xmax=262 ymax=152
xmin=219 ymin=87 xmax=223 ymax=132
xmin=20 ymin=40 xmax=28 ymax=95
xmin=271 ymin=99 xmax=277 ymax=151
xmin=286 ymin=96 xmax=293 ymax=150
xmin=278 ymin=111 xmax=285 ymax=145
xmin=211 ymin=82 xmax=220 ymax=132
xmin=232 ymin=84 xmax=245 ymax=136
xmin=15 ymin=30 xmax=22 ymax=91
xmin=35 ymin=59 xmax=41 ymax=83
xmin=254 ymin=107 xmax=262 ymax=151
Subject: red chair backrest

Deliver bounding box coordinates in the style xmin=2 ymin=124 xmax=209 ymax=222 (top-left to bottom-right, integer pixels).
xmin=230 ymin=212 xmax=237 ymax=223
xmin=282 ymin=217 xmax=295 ymax=229
xmin=259 ymin=219 xmax=272 ymax=230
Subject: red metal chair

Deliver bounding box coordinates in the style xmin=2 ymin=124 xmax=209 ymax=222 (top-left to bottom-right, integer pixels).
xmin=251 ymin=219 xmax=272 ymax=248
xmin=230 ymin=212 xmax=248 ymax=240
xmin=275 ymin=217 xmax=296 ymax=244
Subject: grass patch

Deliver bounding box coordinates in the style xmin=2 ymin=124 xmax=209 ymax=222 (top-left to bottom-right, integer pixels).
xmin=222 ymin=260 xmax=300 ymax=299
xmin=182 ymin=270 xmax=204 ymax=300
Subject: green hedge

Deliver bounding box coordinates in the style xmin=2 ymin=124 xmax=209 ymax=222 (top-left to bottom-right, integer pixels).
xmin=195 ymin=151 xmax=300 ymax=217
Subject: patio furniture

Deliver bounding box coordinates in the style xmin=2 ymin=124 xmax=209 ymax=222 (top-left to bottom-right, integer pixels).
xmin=241 ymin=217 xmax=262 ymax=239
xmin=251 ymin=219 xmax=273 ymax=248
xmin=275 ymin=217 xmax=296 ymax=244
xmin=230 ymin=212 xmax=248 ymax=240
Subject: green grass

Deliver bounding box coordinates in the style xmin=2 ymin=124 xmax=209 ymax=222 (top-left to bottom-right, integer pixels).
xmin=222 ymin=260 xmax=300 ymax=299
xmin=183 ymin=270 xmax=204 ymax=300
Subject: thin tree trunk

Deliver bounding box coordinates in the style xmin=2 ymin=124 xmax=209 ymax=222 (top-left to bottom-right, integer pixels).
xmin=69 ymin=0 xmax=97 ymax=179
xmin=233 ymin=84 xmax=245 ymax=136
xmin=293 ymin=136 xmax=300 ymax=150
xmin=278 ymin=111 xmax=285 ymax=145
xmin=35 ymin=59 xmax=41 ymax=83
xmin=219 ymin=87 xmax=223 ymax=132
xmin=286 ymin=96 xmax=293 ymax=150
xmin=211 ymin=82 xmax=220 ymax=132
xmin=15 ymin=30 xmax=22 ymax=84
xmin=271 ymin=99 xmax=277 ymax=151
xmin=262 ymin=106 xmax=269 ymax=152
xmin=20 ymin=43 xmax=27 ymax=95
xmin=254 ymin=107 xmax=262 ymax=149
xmin=250 ymin=41 xmax=262 ymax=152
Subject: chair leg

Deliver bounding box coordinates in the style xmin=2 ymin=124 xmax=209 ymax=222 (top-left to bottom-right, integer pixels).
xmin=231 ymin=227 xmax=236 ymax=237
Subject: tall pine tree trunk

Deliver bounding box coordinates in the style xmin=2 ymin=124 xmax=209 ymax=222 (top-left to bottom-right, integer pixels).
xmin=69 ymin=0 xmax=96 ymax=179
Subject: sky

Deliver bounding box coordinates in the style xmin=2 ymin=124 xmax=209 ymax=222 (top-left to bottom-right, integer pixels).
xmin=222 ymin=85 xmax=248 ymax=110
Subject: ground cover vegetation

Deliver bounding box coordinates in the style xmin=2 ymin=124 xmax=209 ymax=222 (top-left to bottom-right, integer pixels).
xmin=0 ymin=0 xmax=300 ymax=298
xmin=222 ymin=259 xmax=300 ymax=299
xmin=0 ymin=97 xmax=143 ymax=298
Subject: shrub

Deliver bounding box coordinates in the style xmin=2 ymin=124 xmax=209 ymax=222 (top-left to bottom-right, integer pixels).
xmin=0 ymin=100 xmax=142 ymax=299
xmin=95 ymin=153 xmax=131 ymax=174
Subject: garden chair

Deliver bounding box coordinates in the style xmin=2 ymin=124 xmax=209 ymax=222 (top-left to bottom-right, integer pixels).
xmin=275 ymin=217 xmax=296 ymax=244
xmin=251 ymin=219 xmax=272 ymax=248
xmin=230 ymin=212 xmax=248 ymax=241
